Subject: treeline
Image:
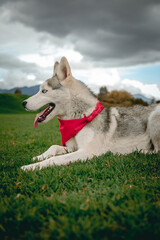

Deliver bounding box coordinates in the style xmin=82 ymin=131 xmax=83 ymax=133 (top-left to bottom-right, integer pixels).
xmin=98 ymin=86 xmax=149 ymax=107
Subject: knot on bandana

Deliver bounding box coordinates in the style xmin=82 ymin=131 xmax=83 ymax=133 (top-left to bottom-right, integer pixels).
xmin=58 ymin=101 xmax=104 ymax=146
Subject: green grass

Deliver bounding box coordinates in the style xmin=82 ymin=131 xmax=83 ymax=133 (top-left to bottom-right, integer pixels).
xmin=0 ymin=94 xmax=29 ymax=113
xmin=0 ymin=114 xmax=160 ymax=240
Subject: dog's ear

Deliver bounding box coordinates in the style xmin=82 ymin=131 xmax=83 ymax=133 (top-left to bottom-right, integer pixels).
xmin=53 ymin=61 xmax=59 ymax=76
xmin=57 ymin=57 xmax=72 ymax=81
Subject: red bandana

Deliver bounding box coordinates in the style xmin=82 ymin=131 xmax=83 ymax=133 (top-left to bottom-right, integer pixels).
xmin=57 ymin=101 xmax=104 ymax=146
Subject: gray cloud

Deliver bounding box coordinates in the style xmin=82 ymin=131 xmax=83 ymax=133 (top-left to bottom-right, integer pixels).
xmin=0 ymin=53 xmax=38 ymax=72
xmin=1 ymin=0 xmax=160 ymax=67
xmin=0 ymin=53 xmax=52 ymax=89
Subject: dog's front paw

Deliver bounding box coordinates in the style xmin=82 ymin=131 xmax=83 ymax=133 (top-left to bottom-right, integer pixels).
xmin=32 ymin=156 xmax=37 ymax=161
xmin=21 ymin=163 xmax=39 ymax=171
xmin=21 ymin=165 xmax=31 ymax=171
xmin=32 ymin=155 xmax=44 ymax=162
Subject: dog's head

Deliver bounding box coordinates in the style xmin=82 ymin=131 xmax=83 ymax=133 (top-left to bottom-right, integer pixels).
xmin=22 ymin=57 xmax=73 ymax=128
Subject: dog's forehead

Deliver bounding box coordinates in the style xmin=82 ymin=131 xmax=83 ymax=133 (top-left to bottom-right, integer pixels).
xmin=41 ymin=81 xmax=49 ymax=89
xmin=42 ymin=76 xmax=61 ymax=89
xmin=42 ymin=81 xmax=48 ymax=87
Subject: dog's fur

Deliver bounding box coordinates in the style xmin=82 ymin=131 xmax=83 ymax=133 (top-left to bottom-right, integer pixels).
xmin=21 ymin=57 xmax=160 ymax=171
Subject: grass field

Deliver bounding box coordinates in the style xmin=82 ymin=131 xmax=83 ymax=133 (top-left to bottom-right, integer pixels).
xmin=0 ymin=113 xmax=160 ymax=240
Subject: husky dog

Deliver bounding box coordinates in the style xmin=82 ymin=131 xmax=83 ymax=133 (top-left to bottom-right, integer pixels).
xmin=21 ymin=57 xmax=160 ymax=171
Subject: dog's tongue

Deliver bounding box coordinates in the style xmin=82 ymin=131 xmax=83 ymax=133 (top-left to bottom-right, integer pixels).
xmin=34 ymin=106 xmax=50 ymax=128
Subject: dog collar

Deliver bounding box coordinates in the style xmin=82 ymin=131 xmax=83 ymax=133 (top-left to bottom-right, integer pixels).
xmin=57 ymin=101 xmax=104 ymax=146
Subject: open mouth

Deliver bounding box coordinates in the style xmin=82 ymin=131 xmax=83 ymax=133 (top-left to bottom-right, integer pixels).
xmin=34 ymin=103 xmax=55 ymax=128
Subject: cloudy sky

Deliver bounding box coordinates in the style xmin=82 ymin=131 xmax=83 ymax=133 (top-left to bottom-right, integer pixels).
xmin=0 ymin=0 xmax=160 ymax=99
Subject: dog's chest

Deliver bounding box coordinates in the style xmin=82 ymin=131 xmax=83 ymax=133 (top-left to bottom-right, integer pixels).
xmin=75 ymin=126 xmax=94 ymax=149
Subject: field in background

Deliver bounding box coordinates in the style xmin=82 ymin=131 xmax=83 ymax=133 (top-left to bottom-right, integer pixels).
xmin=0 ymin=113 xmax=160 ymax=240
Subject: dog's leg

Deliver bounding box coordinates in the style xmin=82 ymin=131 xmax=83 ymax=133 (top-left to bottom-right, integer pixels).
xmin=21 ymin=149 xmax=92 ymax=171
xmin=33 ymin=145 xmax=71 ymax=162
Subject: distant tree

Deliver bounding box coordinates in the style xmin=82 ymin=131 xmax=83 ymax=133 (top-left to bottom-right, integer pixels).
xmin=14 ymin=88 xmax=22 ymax=94
xmin=99 ymin=86 xmax=108 ymax=95
xmin=106 ymin=90 xmax=134 ymax=104
xmin=98 ymin=86 xmax=109 ymax=103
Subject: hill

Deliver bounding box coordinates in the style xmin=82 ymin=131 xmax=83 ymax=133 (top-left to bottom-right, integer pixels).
xmin=0 ymin=94 xmax=29 ymax=113
xmin=0 ymin=85 xmax=40 ymax=95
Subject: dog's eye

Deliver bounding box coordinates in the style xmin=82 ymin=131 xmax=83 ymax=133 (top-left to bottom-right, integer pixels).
xmin=42 ymin=89 xmax=48 ymax=94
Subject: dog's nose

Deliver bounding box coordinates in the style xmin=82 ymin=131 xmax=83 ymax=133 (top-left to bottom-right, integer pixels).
xmin=22 ymin=101 xmax=27 ymax=108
